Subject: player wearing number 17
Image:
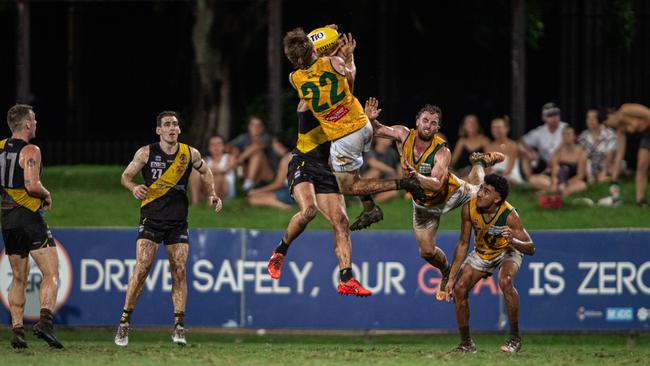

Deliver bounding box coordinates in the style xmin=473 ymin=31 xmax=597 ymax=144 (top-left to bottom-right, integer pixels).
xmin=114 ymin=111 xmax=222 ymax=347
xmin=283 ymin=27 xmax=425 ymax=230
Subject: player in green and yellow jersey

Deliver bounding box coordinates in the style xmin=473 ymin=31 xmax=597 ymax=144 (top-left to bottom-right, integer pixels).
xmin=267 ymin=100 xmax=371 ymax=297
xmin=114 ymin=111 xmax=222 ymax=347
xmin=364 ymin=97 xmax=505 ymax=302
xmin=444 ymin=174 xmax=535 ymax=353
xmin=283 ymin=27 xmax=425 ymax=231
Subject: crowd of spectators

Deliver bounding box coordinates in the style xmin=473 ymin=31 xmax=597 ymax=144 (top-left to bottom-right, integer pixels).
xmin=190 ymin=102 xmax=649 ymax=210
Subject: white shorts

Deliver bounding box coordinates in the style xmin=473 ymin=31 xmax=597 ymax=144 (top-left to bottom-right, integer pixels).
xmin=330 ymin=122 xmax=373 ymax=172
xmin=412 ymin=178 xmax=479 ymax=231
xmin=463 ymin=249 xmax=523 ymax=275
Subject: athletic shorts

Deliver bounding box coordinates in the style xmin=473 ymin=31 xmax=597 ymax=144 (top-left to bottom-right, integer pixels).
xmin=412 ymin=178 xmax=479 ymax=231
xmin=330 ymin=122 xmax=373 ymax=172
xmin=287 ymin=155 xmax=340 ymax=196
xmin=137 ymin=217 xmax=189 ymax=245
xmin=2 ymin=222 xmax=55 ymax=256
xmin=641 ymin=128 xmax=650 ymax=150
xmin=463 ymin=249 xmax=523 ymax=276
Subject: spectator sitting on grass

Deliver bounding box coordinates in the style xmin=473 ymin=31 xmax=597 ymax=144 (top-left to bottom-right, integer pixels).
xmin=518 ymin=102 xmax=568 ymax=191
xmin=529 ymin=126 xmax=588 ymax=197
xmin=361 ymin=136 xmax=402 ymax=202
xmin=247 ymin=132 xmax=295 ymax=210
xmin=578 ymin=108 xmax=617 ymax=184
xmin=229 ymin=116 xmax=276 ymax=191
xmin=450 ymin=114 xmax=490 ymax=180
xmin=485 ymin=115 xmax=525 ymax=185
xmin=190 ymin=135 xmax=236 ymax=204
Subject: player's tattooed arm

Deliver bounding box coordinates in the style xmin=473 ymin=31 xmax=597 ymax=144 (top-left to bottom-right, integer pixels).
xmin=445 ymin=203 xmax=473 ymax=297
xmin=20 ymin=145 xmax=51 ymax=205
xmin=122 ymin=146 xmax=149 ymax=200
xmin=190 ymin=146 xmax=222 ymax=213
xmin=364 ymin=97 xmax=410 ymax=143
xmin=502 ymin=210 xmax=535 ymax=256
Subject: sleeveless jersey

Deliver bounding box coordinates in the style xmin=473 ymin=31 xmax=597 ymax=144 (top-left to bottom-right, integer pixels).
xmin=293 ymin=110 xmax=330 ymax=165
xmin=140 ymin=142 xmax=192 ymax=221
xmin=289 ymin=58 xmax=368 ymax=141
xmin=0 ymin=138 xmax=45 ymax=228
xmin=469 ymin=198 xmax=515 ymax=260
xmin=401 ymin=130 xmax=461 ymax=207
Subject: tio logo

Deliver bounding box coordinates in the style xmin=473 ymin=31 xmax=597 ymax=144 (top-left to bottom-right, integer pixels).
xmin=0 ymin=240 xmax=73 ymax=320
xmin=309 ymin=32 xmax=325 ymax=42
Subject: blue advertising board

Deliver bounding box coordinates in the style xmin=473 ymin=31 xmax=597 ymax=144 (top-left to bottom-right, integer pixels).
xmin=1 ymin=228 xmax=649 ymax=330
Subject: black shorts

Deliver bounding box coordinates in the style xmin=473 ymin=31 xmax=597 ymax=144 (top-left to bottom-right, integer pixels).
xmin=137 ymin=217 xmax=189 ymax=245
xmin=2 ymin=222 xmax=55 ymax=256
xmin=287 ymin=155 xmax=340 ymax=196
xmin=641 ymin=128 xmax=650 ymax=150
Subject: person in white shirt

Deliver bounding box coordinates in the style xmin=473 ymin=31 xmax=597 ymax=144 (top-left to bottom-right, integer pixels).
xmin=190 ymin=135 xmax=236 ymax=204
xmin=518 ymin=102 xmax=568 ymax=190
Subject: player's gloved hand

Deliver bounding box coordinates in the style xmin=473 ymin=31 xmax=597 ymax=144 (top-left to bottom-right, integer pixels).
xmin=132 ymin=184 xmax=149 ymax=200
xmin=210 ymin=195 xmax=223 ymax=213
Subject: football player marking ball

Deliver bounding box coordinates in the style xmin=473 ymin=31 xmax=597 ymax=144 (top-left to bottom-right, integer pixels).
xmin=307 ymin=27 xmax=339 ymax=56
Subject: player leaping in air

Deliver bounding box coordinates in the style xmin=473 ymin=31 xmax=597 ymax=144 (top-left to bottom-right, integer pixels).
xmin=283 ymin=26 xmax=426 ymax=231
xmin=364 ymin=97 xmax=505 ymax=301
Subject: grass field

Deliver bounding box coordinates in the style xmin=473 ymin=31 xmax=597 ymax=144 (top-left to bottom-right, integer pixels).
xmin=42 ymin=165 xmax=648 ymax=229
xmin=2 ymin=329 xmax=648 ymax=366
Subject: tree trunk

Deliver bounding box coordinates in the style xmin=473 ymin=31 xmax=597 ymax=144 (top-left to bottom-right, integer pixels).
xmin=511 ymin=0 xmax=526 ymax=138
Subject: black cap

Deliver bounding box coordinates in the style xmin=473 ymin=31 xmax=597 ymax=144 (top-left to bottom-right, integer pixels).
xmin=542 ymin=102 xmax=561 ymax=116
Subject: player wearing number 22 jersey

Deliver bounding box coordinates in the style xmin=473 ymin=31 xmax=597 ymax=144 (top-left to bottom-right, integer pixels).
xmin=283 ymin=27 xmax=425 ymax=232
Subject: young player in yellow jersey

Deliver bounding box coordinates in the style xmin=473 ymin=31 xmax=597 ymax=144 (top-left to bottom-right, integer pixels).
xmin=283 ymin=27 xmax=425 ymax=230
xmin=444 ymin=174 xmax=535 ymax=353
xmin=364 ymin=98 xmax=505 ymax=302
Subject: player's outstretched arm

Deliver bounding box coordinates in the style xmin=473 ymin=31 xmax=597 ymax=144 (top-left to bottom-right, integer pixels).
xmin=364 ymin=97 xmax=410 ymax=142
xmin=501 ymin=210 xmax=535 ymax=256
xmin=122 ymin=146 xmax=149 ymax=201
xmin=190 ymin=146 xmax=222 ymax=213
xmin=445 ymin=203 xmax=472 ymax=298
xmin=21 ymin=145 xmax=52 ymax=210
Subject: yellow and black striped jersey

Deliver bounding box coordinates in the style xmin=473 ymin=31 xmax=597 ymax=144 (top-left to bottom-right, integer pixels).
xmin=140 ymin=142 xmax=192 ymax=221
xmin=294 ymin=110 xmax=330 ymax=164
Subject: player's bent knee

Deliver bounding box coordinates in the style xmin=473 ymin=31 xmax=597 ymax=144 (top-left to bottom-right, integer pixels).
xmin=302 ymin=205 xmax=318 ymax=221
xmin=499 ymin=276 xmax=514 ymax=291
xmin=454 ymin=283 xmax=469 ymax=299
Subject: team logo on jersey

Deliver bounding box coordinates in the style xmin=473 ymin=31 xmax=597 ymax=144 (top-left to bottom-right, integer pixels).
xmin=0 ymin=240 xmax=73 ymax=321
xmin=419 ymin=163 xmax=432 ymax=175
xmin=151 ymin=161 xmax=166 ymax=168
xmin=180 ymin=154 xmax=187 ymax=163
xmin=155 ymin=156 xmax=162 ymax=161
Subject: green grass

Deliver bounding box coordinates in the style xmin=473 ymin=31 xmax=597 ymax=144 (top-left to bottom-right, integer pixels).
xmin=41 ymin=165 xmax=649 ymax=229
xmin=2 ymin=329 xmax=649 ymax=365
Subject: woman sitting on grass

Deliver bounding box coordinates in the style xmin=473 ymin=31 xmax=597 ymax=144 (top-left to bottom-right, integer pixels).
xmin=247 ymin=133 xmax=295 ymax=210
xmin=529 ymin=126 xmax=588 ymax=197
